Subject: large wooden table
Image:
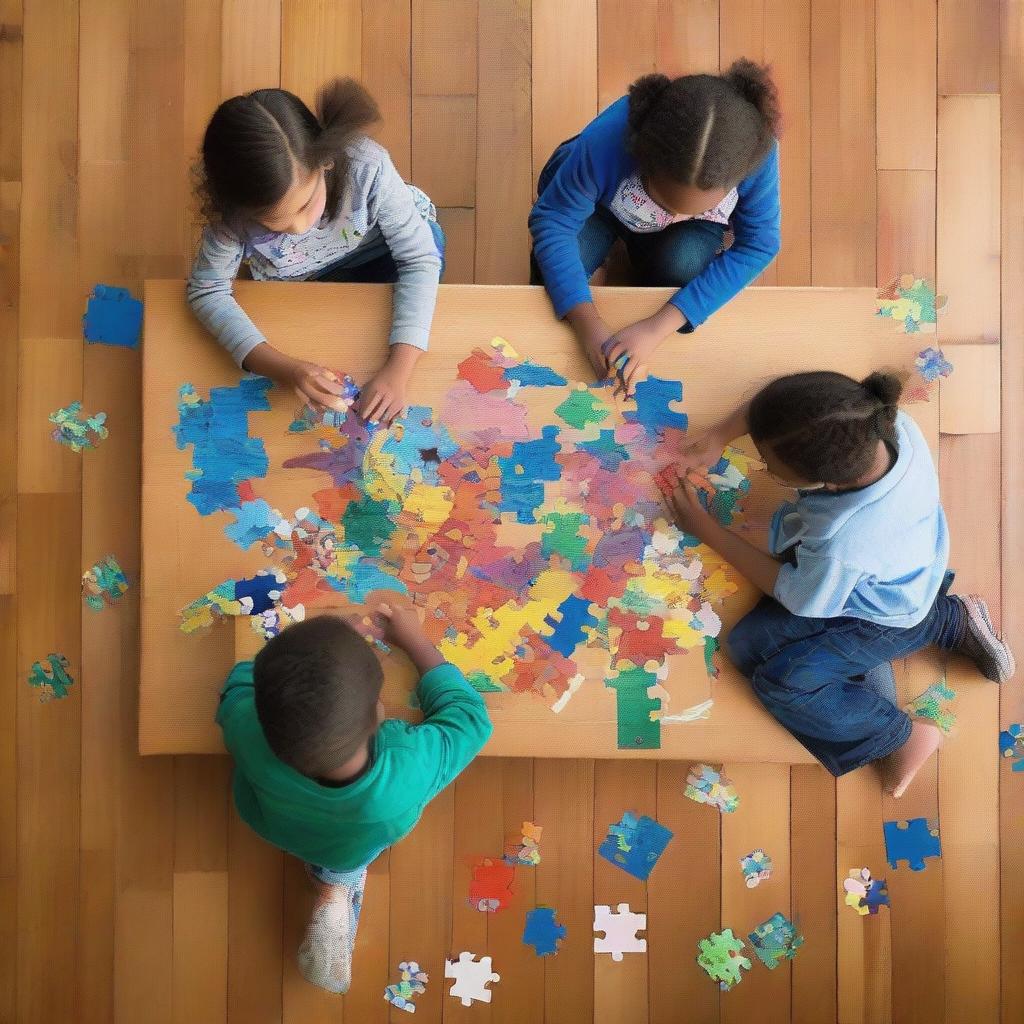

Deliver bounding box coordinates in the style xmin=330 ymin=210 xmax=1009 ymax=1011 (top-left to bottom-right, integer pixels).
xmin=140 ymin=281 xmax=939 ymax=756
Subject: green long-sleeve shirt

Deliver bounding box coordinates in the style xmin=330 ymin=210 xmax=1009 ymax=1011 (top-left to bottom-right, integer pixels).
xmin=216 ymin=660 xmax=493 ymax=871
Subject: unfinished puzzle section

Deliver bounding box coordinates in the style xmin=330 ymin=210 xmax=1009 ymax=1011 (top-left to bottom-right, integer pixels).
xmin=173 ymin=338 xmax=750 ymax=750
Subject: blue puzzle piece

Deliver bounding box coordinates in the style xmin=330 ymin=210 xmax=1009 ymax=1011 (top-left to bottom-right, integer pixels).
xmin=234 ymin=571 xmax=282 ymax=615
xmin=497 ymin=425 xmax=562 ymax=524
xmin=225 ymin=499 xmax=280 ymax=549
xmin=862 ymin=878 xmax=890 ymax=914
xmin=1000 ymin=723 xmax=1024 ymax=771
xmin=598 ymin=811 xmax=673 ymax=881
xmin=522 ymin=907 xmax=566 ymax=957
xmin=542 ymin=594 xmax=598 ymax=657
xmin=578 ymin=429 xmax=631 ymax=472
xmin=883 ymin=818 xmax=942 ymax=871
xmin=503 ymin=363 xmax=567 ymax=388
xmin=624 ymin=376 xmax=688 ymax=434
xmin=83 ymin=284 xmax=143 ymax=348
xmin=380 ymin=406 xmax=458 ymax=482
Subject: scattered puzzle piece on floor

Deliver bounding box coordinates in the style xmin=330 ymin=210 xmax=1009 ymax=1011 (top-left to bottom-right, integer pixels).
xmin=27 ymin=653 xmax=75 ymax=701
xmin=876 ymin=275 xmax=946 ymax=333
xmin=82 ymin=554 xmax=129 ymax=610
xmin=1000 ymin=724 xmax=1024 ymax=771
xmin=905 ymin=679 xmax=957 ymax=734
xmin=504 ymin=821 xmax=542 ymax=866
xmin=444 ymin=952 xmax=500 ymax=1006
xmin=883 ymin=817 xmax=941 ymax=871
xmin=593 ymin=903 xmax=647 ymax=961
xmin=598 ymin=811 xmax=673 ymax=881
xmin=740 ymin=848 xmax=773 ymax=888
xmin=468 ymin=858 xmax=515 ymax=912
xmin=50 ymin=401 xmax=108 ymax=452
xmin=843 ymin=867 xmax=889 ymax=915
xmin=522 ymin=907 xmax=566 ymax=957
xmin=384 ymin=960 xmax=428 ymax=1013
xmin=685 ymin=763 xmax=739 ymax=813
xmin=83 ymin=283 xmax=143 ymax=348
xmin=748 ymin=912 xmax=804 ymax=969
xmin=914 ymin=346 xmax=954 ymax=382
xmin=696 ymin=928 xmax=751 ymax=990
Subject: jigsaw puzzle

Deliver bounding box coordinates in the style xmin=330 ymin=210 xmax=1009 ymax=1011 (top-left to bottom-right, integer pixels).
xmin=82 ymin=554 xmax=129 ymax=610
xmin=748 ymin=912 xmax=804 ymax=969
xmin=684 ymin=763 xmax=739 ymax=813
xmin=384 ymin=960 xmax=428 ymax=1013
xmin=876 ymin=275 xmax=947 ymax=333
xmin=175 ymin=338 xmax=743 ymax=749
xmin=522 ymin=906 xmax=566 ymax=957
xmin=444 ymin=952 xmax=500 ymax=1006
xmin=83 ymin=283 xmax=143 ymax=348
xmin=597 ymin=811 xmax=673 ymax=881
xmin=1000 ymin=723 xmax=1024 ymax=771
xmin=905 ymin=679 xmax=957 ymax=734
xmin=843 ymin=867 xmax=890 ymax=915
xmin=593 ymin=903 xmax=647 ymax=961
xmin=27 ymin=653 xmax=75 ymax=701
xmin=696 ymin=928 xmax=751 ymax=990
xmin=504 ymin=821 xmax=542 ymax=867
xmin=50 ymin=401 xmax=108 ymax=452
xmin=740 ymin=848 xmax=773 ymax=888
xmin=468 ymin=857 xmax=515 ymax=912
xmin=883 ymin=818 xmax=942 ymax=871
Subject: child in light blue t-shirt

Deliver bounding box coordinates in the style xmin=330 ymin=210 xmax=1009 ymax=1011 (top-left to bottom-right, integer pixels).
xmin=669 ymin=370 xmax=1014 ymax=795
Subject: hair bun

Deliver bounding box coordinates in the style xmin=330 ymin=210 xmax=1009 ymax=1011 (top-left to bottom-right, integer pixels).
xmin=860 ymin=371 xmax=904 ymax=407
xmin=724 ymin=58 xmax=781 ymax=136
xmin=627 ymin=73 xmax=672 ymax=131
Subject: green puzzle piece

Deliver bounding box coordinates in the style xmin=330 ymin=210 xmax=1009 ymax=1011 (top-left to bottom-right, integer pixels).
xmin=341 ymin=495 xmax=399 ymax=557
xmin=555 ymin=387 xmax=610 ymax=430
xmin=605 ymin=663 xmax=661 ymax=749
xmin=27 ymin=653 xmax=75 ymax=700
xmin=540 ymin=510 xmax=591 ymax=570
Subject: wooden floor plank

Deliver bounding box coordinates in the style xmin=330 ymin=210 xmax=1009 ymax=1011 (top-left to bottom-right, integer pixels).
xmin=281 ymin=0 xmax=361 ymax=111
xmin=115 ymin=888 xmax=173 ymax=1024
xmin=597 ymin=0 xmax=657 ymax=111
xmin=174 ymin=756 xmax=231 ymax=872
xmin=436 ymin=207 xmax=476 ymax=284
xmin=877 ymin=169 xmax=936 ymax=285
xmin=173 ymin=871 xmax=229 ymax=1024
xmin=938 ymin=0 xmax=1000 ymax=96
xmin=343 ymin=850 xmax=390 ymax=1024
xmin=221 ymin=0 xmax=282 ymax=98
xmin=655 ymin=0 xmax=719 ymax=75
xmin=362 ymin=0 xmax=412 ymax=179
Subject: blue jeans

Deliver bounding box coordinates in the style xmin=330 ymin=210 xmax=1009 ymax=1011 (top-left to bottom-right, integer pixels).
xmin=726 ymin=572 xmax=963 ymax=776
xmin=312 ymin=219 xmax=447 ymax=283
xmin=530 ymin=140 xmax=724 ymax=331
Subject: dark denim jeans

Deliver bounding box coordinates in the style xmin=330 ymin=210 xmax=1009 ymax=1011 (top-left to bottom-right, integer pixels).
xmin=312 ymin=219 xmax=446 ymax=283
xmin=726 ymin=572 xmax=962 ymax=776
xmin=530 ymin=140 xmax=724 ymax=330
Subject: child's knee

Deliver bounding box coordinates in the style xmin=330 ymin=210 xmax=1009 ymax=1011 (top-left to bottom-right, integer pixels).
xmin=725 ymin=615 xmax=759 ymax=676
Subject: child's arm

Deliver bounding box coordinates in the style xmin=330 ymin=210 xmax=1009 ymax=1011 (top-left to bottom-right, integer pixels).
xmin=669 ymin=479 xmax=781 ymax=597
xmin=678 ymin=403 xmax=751 ymax=471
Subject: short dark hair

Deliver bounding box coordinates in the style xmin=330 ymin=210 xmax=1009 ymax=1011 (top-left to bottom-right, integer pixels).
xmin=196 ymin=77 xmax=380 ymax=232
xmin=748 ymin=370 xmax=904 ymax=485
xmin=626 ymin=59 xmax=781 ymax=189
xmin=253 ymin=615 xmax=383 ymax=778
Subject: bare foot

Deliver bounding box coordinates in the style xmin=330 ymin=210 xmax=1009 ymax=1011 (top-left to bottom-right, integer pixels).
xmin=886 ymin=720 xmax=943 ymax=798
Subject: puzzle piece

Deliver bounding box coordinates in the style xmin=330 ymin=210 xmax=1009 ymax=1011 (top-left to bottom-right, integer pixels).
xmin=905 ymin=679 xmax=957 ymax=734
xmin=444 ymin=952 xmax=500 ymax=1006
xmin=522 ymin=906 xmax=566 ymax=957
xmin=740 ymin=848 xmax=773 ymax=888
xmin=914 ymin=346 xmax=954 ymax=382
xmin=504 ymin=821 xmax=542 ymax=866
xmin=1000 ymin=723 xmax=1024 ymax=771
xmin=748 ymin=912 xmax=804 ymax=969
xmin=503 ymin=361 xmax=567 ymax=388
xmin=598 ymin=811 xmax=673 ymax=881
xmin=696 ymin=928 xmax=751 ymax=990
xmin=27 ymin=653 xmax=75 ymax=701
xmin=605 ymin=662 xmax=662 ymax=749
xmin=593 ymin=903 xmax=647 ymax=961
xmin=843 ymin=867 xmax=889 ymax=915
xmin=685 ymin=763 xmax=739 ymax=813
xmin=82 ymin=283 xmax=143 ymax=348
xmin=50 ymin=401 xmax=109 ymax=452
xmin=624 ymin=375 xmax=688 ymax=434
xmin=876 ymin=275 xmax=946 ymax=333
xmin=542 ymin=594 xmax=599 ymax=657
xmin=883 ymin=818 xmax=941 ymax=871
xmin=82 ymin=554 xmax=129 ymax=610
xmin=384 ymin=960 xmax=428 ymax=1013
xmin=555 ymin=384 xmax=611 ymax=430
xmin=468 ymin=858 xmax=515 ymax=912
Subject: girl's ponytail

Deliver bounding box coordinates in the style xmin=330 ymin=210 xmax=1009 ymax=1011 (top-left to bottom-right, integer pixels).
xmin=724 ymin=58 xmax=782 ymax=137
xmin=861 ymin=371 xmax=904 ymax=443
xmin=627 ymin=73 xmax=672 ymax=132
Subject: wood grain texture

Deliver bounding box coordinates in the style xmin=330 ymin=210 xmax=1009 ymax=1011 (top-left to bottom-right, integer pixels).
xmin=938 ymin=0 xmax=999 ymax=96
xmin=362 ymin=0 xmax=411 ymax=178
xmin=281 ymin=0 xmax=361 ymax=110
xmin=221 ymin=0 xmax=281 ymax=97
xmin=173 ymin=871 xmax=229 ymax=1024
xmin=656 ymin=0 xmax=718 ymax=76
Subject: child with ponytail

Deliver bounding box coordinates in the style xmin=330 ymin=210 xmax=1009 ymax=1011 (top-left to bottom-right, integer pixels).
xmin=670 ymin=371 xmax=1014 ymax=794
xmin=529 ymin=59 xmax=782 ymax=390
xmin=189 ymin=79 xmax=444 ymax=426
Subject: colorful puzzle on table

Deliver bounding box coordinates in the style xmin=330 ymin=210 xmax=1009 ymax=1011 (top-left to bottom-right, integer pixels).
xmin=522 ymin=907 xmax=566 ymax=957
xmin=696 ymin=928 xmax=751 ymax=990
xmin=384 ymin=960 xmax=428 ymax=1013
xmin=468 ymin=857 xmax=515 ymax=913
xmin=905 ymin=679 xmax=957 ymax=734
xmin=748 ymin=912 xmax=803 ymax=969
xmin=1000 ymin=723 xmax=1024 ymax=771
xmin=593 ymin=903 xmax=647 ymax=961
xmin=50 ymin=401 xmax=108 ymax=452
xmin=685 ymin=763 xmax=739 ymax=813
xmin=597 ymin=810 xmax=673 ymax=881
xmin=174 ymin=338 xmax=746 ymax=749
xmin=504 ymin=821 xmax=542 ymax=867
xmin=843 ymin=867 xmax=889 ymax=915
xmin=883 ymin=817 xmax=942 ymax=871
xmin=27 ymin=653 xmax=75 ymax=701
xmin=82 ymin=554 xmax=129 ymax=610
xmin=444 ymin=953 xmax=499 ymax=1007
xmin=876 ymin=275 xmax=946 ymax=334
xmin=740 ymin=848 xmax=773 ymax=888
xmin=83 ymin=283 xmax=143 ymax=348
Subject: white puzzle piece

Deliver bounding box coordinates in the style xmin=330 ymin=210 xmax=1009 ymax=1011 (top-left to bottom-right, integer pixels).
xmin=444 ymin=952 xmax=500 ymax=1006
xmin=593 ymin=903 xmax=647 ymax=961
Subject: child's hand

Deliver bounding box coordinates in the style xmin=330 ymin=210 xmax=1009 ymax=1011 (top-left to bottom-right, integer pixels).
xmin=603 ymin=319 xmax=663 ymax=394
xmin=669 ymin=478 xmax=714 ymax=539
xmin=356 ymin=365 xmax=407 ymax=426
xmin=291 ymin=360 xmax=351 ymax=412
xmin=677 ymin=428 xmax=729 ymax=473
xmin=375 ymin=602 xmax=426 ymax=651
xmin=571 ymin=319 xmax=614 ymax=380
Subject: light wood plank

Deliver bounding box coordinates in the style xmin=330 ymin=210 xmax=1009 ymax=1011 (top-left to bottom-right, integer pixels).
xmin=281 ymin=0 xmax=361 ymax=112
xmin=411 ymin=0 xmax=477 ymax=96
xmin=174 ymin=756 xmax=230 ymax=872
xmin=435 ymin=207 xmax=476 ymax=284
xmin=173 ymin=871 xmax=229 ymax=1024
xmin=656 ymin=0 xmax=719 ymax=75
xmin=342 ymin=850 xmax=389 ymax=1024
xmin=410 ymin=94 xmax=477 ymax=208
xmin=938 ymin=0 xmax=999 ymax=95
xmin=0 ymin=873 xmax=15 ymax=1023
xmin=221 ymin=0 xmax=281 ymax=98
xmin=597 ymin=0 xmax=658 ymax=111
xmin=362 ymin=0 xmax=412 ymax=179
xmin=115 ymin=888 xmax=173 ymax=1024
xmin=877 ymin=169 xmax=936 ymax=286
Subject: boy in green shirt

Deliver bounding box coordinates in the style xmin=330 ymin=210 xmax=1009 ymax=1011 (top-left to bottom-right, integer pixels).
xmin=217 ymin=602 xmax=493 ymax=994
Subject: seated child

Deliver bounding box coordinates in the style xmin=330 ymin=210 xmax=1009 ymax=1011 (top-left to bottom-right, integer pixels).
xmin=217 ymin=602 xmax=492 ymax=993
xmin=189 ymin=78 xmax=444 ymax=426
xmin=670 ymin=370 xmax=1014 ymax=794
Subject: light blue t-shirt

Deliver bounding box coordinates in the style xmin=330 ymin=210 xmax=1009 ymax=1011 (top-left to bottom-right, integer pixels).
xmin=770 ymin=411 xmax=949 ymax=627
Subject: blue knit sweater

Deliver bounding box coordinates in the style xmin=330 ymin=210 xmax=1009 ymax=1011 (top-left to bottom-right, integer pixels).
xmin=528 ymin=97 xmax=782 ymax=327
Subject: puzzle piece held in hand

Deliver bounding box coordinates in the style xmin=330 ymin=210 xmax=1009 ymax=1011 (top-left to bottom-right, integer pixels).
xmin=685 ymin=763 xmax=739 ymax=813
xmin=883 ymin=818 xmax=941 ymax=871
xmin=384 ymin=960 xmax=428 ymax=1013
xmin=593 ymin=903 xmax=647 ymax=961
xmin=444 ymin=952 xmax=500 ymax=1006
xmin=468 ymin=858 xmax=515 ymax=912
xmin=597 ymin=810 xmax=673 ymax=881
xmin=27 ymin=653 xmax=75 ymax=701
xmin=1000 ymin=723 xmax=1024 ymax=772
xmin=522 ymin=906 xmax=566 ymax=957
xmin=748 ymin=912 xmax=804 ymax=969
xmin=740 ymin=848 xmax=773 ymax=888
xmin=696 ymin=928 xmax=751 ymax=990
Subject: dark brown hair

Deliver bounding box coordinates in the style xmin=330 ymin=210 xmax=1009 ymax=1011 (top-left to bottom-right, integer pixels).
xmin=253 ymin=615 xmax=383 ymax=778
xmin=748 ymin=371 xmax=904 ymax=484
xmin=626 ymin=59 xmax=781 ymax=188
xmin=196 ymin=78 xmax=380 ymax=232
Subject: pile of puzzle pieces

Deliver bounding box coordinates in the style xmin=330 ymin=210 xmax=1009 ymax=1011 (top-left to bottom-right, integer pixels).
xmin=843 ymin=868 xmax=890 ymax=915
xmin=384 ymin=960 xmax=428 ymax=1012
xmin=684 ymin=763 xmax=740 ymax=813
xmin=82 ymin=554 xmax=129 ymax=611
xmin=50 ymin=401 xmax=108 ymax=452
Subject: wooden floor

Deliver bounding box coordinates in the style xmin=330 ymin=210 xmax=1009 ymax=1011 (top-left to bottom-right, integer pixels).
xmin=2 ymin=1 xmax=1021 ymax=1022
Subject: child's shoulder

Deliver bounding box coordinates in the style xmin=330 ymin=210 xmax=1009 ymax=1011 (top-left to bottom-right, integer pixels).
xmin=344 ymin=134 xmax=390 ymax=173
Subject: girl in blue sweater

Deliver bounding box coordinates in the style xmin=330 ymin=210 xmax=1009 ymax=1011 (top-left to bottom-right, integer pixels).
xmin=529 ymin=60 xmax=781 ymax=391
